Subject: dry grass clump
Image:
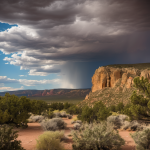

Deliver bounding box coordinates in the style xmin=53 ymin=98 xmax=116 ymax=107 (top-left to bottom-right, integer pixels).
xmin=36 ymin=131 xmax=65 ymax=150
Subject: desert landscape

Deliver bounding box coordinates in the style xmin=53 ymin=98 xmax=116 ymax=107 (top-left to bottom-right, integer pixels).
xmin=1 ymin=1 xmax=150 ymax=150
xmin=1 ymin=64 xmax=150 ymax=150
xmin=16 ymin=117 xmax=136 ymax=150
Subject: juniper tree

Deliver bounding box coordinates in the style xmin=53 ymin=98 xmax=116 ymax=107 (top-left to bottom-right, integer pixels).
xmin=124 ymin=76 xmax=150 ymax=120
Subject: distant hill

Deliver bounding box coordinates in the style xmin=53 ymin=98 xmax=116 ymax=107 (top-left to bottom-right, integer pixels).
xmin=0 ymin=89 xmax=91 ymax=103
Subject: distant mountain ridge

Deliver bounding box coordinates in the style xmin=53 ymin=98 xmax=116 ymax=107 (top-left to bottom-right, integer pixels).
xmin=0 ymin=89 xmax=91 ymax=98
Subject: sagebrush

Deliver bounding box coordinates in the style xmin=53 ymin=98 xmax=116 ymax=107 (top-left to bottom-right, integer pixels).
xmin=72 ymin=122 xmax=125 ymax=150
xmin=131 ymin=128 xmax=150 ymax=150
xmin=41 ymin=118 xmax=66 ymax=131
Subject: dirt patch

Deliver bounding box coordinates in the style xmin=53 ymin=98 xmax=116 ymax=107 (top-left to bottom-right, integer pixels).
xmin=119 ymin=130 xmax=136 ymax=150
xmin=16 ymin=116 xmax=136 ymax=150
xmin=17 ymin=123 xmax=44 ymax=150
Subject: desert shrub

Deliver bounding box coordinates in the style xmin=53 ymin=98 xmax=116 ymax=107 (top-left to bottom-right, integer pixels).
xmin=67 ymin=114 xmax=72 ymax=119
xmin=121 ymin=120 xmax=143 ymax=131
xmin=131 ymin=128 xmax=150 ymax=150
xmin=111 ymin=112 xmax=120 ymax=116
xmin=29 ymin=115 xmax=44 ymax=123
xmin=64 ymin=102 xmax=72 ymax=109
xmin=0 ymin=125 xmax=25 ymax=150
xmin=123 ymin=77 xmax=150 ymax=120
xmin=109 ymin=105 xmax=117 ymax=112
xmin=76 ymin=120 xmax=82 ymax=124
xmin=49 ymin=102 xmax=64 ymax=111
xmin=107 ymin=115 xmax=122 ymax=129
xmin=72 ymin=116 xmax=78 ymax=122
xmin=115 ymin=102 xmax=124 ymax=112
xmin=0 ymin=93 xmax=31 ymax=127
xmin=36 ymin=131 xmax=65 ymax=150
xmin=41 ymin=118 xmax=66 ymax=131
xmin=107 ymin=115 xmax=128 ymax=129
xmin=60 ymin=111 xmax=67 ymax=118
xmin=30 ymin=100 xmax=48 ymax=115
xmin=93 ymin=101 xmax=111 ymax=121
xmin=66 ymin=105 xmax=82 ymax=115
xmin=79 ymin=101 xmax=111 ymax=123
xmin=74 ymin=123 xmax=81 ymax=130
xmin=72 ymin=122 xmax=125 ymax=150
xmin=79 ymin=106 xmax=94 ymax=123
xmin=53 ymin=110 xmax=61 ymax=118
xmin=42 ymin=108 xmax=54 ymax=119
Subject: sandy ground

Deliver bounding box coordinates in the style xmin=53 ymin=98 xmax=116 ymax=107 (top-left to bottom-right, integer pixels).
xmin=119 ymin=130 xmax=135 ymax=150
xmin=17 ymin=123 xmax=44 ymax=150
xmin=17 ymin=116 xmax=136 ymax=150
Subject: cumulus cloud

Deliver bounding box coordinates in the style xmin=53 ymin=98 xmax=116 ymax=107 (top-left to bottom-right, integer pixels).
xmin=0 ymin=0 xmax=150 ymax=87
xmin=0 ymin=76 xmax=18 ymax=83
xmin=0 ymin=76 xmax=60 ymax=87
xmin=0 ymin=86 xmax=24 ymax=92
xmin=19 ymin=79 xmax=60 ymax=86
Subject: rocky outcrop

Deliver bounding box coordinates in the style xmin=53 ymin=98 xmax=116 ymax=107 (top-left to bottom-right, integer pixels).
xmin=81 ymin=65 xmax=150 ymax=107
xmin=91 ymin=66 xmax=150 ymax=92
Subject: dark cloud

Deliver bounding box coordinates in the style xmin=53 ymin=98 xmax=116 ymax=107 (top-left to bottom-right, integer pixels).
xmin=0 ymin=0 xmax=150 ymax=88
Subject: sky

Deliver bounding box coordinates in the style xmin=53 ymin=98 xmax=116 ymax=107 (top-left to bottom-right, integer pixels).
xmin=0 ymin=0 xmax=150 ymax=92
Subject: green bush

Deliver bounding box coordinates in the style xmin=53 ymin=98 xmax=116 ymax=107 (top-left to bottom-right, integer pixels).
xmin=0 ymin=125 xmax=25 ymax=150
xmin=0 ymin=93 xmax=31 ymax=127
xmin=36 ymin=131 xmax=65 ymax=150
xmin=0 ymin=93 xmax=49 ymax=127
xmin=131 ymin=128 xmax=150 ymax=150
xmin=115 ymin=102 xmax=124 ymax=112
xmin=109 ymin=105 xmax=117 ymax=112
xmin=78 ymin=101 xmax=111 ymax=123
xmin=66 ymin=105 xmax=82 ymax=115
xmin=49 ymin=102 xmax=65 ymax=111
xmin=30 ymin=100 xmax=48 ymax=115
xmin=72 ymin=122 xmax=125 ymax=150
xmin=42 ymin=108 xmax=54 ymax=119
xmin=123 ymin=77 xmax=150 ymax=120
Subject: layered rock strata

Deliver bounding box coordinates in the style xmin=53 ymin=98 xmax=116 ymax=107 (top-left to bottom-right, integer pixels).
xmin=91 ymin=66 xmax=150 ymax=92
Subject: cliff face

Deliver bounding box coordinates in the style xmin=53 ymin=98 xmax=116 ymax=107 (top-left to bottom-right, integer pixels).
xmin=91 ymin=66 xmax=150 ymax=92
xmin=78 ymin=66 xmax=150 ymax=107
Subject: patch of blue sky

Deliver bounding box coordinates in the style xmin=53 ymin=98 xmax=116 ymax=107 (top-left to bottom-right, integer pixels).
xmin=0 ymin=22 xmax=18 ymax=32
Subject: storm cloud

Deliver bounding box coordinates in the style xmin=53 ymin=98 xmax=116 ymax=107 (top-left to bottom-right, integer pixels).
xmin=0 ymin=0 xmax=150 ymax=88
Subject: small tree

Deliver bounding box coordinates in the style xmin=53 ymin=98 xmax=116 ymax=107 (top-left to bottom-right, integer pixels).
xmin=0 ymin=125 xmax=25 ymax=150
xmin=124 ymin=76 xmax=150 ymax=120
xmin=79 ymin=106 xmax=94 ymax=123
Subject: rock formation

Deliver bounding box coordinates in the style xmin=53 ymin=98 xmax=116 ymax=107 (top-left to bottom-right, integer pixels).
xmin=91 ymin=66 xmax=150 ymax=92
xmin=80 ymin=65 xmax=150 ymax=107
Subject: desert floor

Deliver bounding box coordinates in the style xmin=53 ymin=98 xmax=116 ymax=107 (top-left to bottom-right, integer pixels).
xmin=17 ymin=116 xmax=136 ymax=150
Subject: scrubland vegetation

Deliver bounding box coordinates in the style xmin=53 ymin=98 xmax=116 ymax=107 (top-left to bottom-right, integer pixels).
xmin=1 ymin=76 xmax=150 ymax=149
